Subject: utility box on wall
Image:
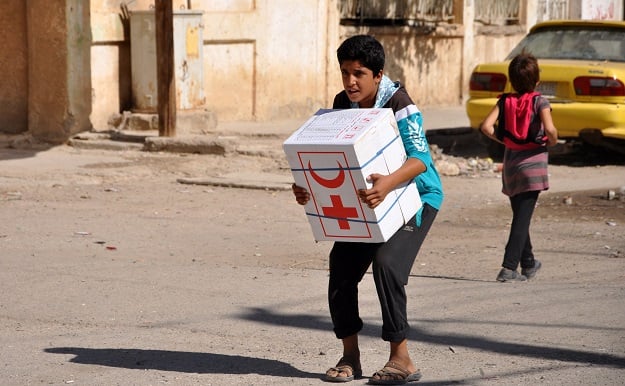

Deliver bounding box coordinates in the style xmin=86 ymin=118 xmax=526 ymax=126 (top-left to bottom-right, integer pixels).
xmin=130 ymin=10 xmax=205 ymax=113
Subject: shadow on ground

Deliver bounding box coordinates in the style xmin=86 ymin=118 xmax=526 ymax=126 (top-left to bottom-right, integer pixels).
xmin=44 ymin=347 xmax=319 ymax=379
xmin=238 ymin=306 xmax=625 ymax=369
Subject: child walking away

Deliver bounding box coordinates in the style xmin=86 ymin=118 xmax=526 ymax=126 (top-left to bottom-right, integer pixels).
xmin=480 ymin=52 xmax=558 ymax=282
xmin=292 ymin=35 xmax=443 ymax=383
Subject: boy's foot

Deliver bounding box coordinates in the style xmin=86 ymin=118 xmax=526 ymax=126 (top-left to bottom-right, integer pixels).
xmin=521 ymin=260 xmax=542 ymax=280
xmin=324 ymin=357 xmax=362 ymax=383
xmin=496 ymin=268 xmax=527 ymax=282
xmin=369 ymin=361 xmax=422 ymax=385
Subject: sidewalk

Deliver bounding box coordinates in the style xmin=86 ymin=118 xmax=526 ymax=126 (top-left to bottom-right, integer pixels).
xmin=67 ymin=105 xmax=474 ymax=191
xmin=214 ymin=105 xmax=471 ymax=137
xmin=67 ymin=105 xmax=471 ymax=149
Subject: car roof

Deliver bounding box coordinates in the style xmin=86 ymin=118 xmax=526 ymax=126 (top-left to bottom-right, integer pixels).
xmin=530 ymin=19 xmax=625 ymax=33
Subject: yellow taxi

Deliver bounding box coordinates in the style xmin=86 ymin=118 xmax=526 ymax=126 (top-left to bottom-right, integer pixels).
xmin=466 ymin=20 xmax=625 ymax=157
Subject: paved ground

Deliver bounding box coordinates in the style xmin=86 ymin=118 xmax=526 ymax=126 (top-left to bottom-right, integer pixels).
xmin=1 ymin=106 xmax=624 ymax=385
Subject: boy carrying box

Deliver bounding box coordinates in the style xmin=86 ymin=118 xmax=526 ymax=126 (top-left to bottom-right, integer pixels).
xmin=292 ymin=35 xmax=444 ymax=384
xmin=284 ymin=107 xmax=422 ymax=243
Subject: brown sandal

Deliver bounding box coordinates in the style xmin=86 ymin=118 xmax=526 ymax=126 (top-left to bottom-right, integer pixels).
xmin=324 ymin=357 xmax=363 ymax=383
xmin=369 ymin=361 xmax=422 ymax=385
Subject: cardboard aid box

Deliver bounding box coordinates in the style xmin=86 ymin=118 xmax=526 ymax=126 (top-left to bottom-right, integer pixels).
xmin=283 ymin=108 xmax=422 ymax=242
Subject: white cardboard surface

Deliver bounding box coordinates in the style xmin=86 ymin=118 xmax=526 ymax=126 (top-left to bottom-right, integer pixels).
xmin=283 ymin=108 xmax=422 ymax=242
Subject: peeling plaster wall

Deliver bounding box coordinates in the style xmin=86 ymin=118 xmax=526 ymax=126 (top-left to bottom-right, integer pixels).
xmin=194 ymin=0 xmax=334 ymax=122
xmin=473 ymin=31 xmax=525 ymax=65
xmin=0 ymin=1 xmax=533 ymax=138
xmin=90 ymin=0 xmax=132 ymax=130
xmin=356 ymin=27 xmax=467 ymax=108
xmin=55 ymin=1 xmax=526 ymax=133
xmin=89 ymin=0 xmax=335 ymax=126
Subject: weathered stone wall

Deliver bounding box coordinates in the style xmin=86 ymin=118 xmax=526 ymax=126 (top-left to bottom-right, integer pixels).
xmin=26 ymin=0 xmax=91 ymax=143
xmin=130 ymin=1 xmax=523 ymax=123
xmin=0 ymin=0 xmax=92 ymax=143
xmin=0 ymin=1 xmax=28 ymax=134
xmin=337 ymin=25 xmax=467 ymax=108
xmin=197 ymin=0 xmax=336 ymax=122
xmin=0 ymin=0 xmax=529 ymax=140
xmin=473 ymin=26 xmax=527 ymax=65
xmin=28 ymin=0 xmax=92 ymax=143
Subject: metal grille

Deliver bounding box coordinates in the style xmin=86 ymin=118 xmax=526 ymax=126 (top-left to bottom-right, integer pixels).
xmin=474 ymin=0 xmax=520 ymax=25
xmin=536 ymin=0 xmax=570 ymax=22
xmin=339 ymin=0 xmax=455 ymax=25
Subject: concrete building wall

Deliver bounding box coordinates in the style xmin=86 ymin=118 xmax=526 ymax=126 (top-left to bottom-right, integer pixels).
xmin=89 ymin=0 xmax=334 ymax=126
xmin=0 ymin=0 xmax=538 ymax=140
xmin=337 ymin=26 xmax=466 ymax=107
xmin=90 ymin=0 xmax=129 ymax=131
xmin=473 ymin=28 xmax=526 ymax=67
xmin=199 ymin=0 xmax=335 ymax=122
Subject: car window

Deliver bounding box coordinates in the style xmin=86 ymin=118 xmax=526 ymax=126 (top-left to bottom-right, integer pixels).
xmin=506 ymin=26 xmax=625 ymax=62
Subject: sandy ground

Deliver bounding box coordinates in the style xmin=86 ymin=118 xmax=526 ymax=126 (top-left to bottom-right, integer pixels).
xmin=1 ymin=135 xmax=624 ymax=385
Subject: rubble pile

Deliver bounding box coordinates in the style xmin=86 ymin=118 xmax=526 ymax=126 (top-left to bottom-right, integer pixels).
xmin=430 ymin=145 xmax=499 ymax=178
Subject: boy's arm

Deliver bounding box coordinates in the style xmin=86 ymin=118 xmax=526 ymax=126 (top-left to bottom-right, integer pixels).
xmin=358 ymin=158 xmax=425 ymax=209
xmin=359 ymin=105 xmax=426 ymax=209
xmin=292 ymin=183 xmax=310 ymax=205
xmin=539 ymin=107 xmax=558 ymax=146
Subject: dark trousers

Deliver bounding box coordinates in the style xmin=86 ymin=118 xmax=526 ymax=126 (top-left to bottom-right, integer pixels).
xmin=502 ymin=190 xmax=540 ymax=271
xmin=327 ymin=204 xmax=437 ymax=342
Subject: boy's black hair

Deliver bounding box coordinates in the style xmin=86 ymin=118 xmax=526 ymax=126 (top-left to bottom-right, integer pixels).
xmin=508 ymin=51 xmax=540 ymax=94
xmin=337 ymin=35 xmax=385 ymax=75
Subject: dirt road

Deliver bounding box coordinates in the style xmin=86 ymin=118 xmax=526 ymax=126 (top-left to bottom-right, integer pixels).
xmin=1 ymin=137 xmax=624 ymax=385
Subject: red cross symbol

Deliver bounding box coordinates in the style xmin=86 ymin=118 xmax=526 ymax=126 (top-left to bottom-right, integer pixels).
xmin=322 ymin=194 xmax=359 ymax=229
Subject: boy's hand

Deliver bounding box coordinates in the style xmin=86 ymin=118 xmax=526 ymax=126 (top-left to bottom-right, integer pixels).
xmin=358 ymin=174 xmax=392 ymax=209
xmin=292 ymin=184 xmax=310 ymax=205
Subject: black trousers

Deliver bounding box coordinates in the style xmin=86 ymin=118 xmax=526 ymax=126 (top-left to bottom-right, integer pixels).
xmin=502 ymin=190 xmax=540 ymax=271
xmin=327 ymin=204 xmax=438 ymax=342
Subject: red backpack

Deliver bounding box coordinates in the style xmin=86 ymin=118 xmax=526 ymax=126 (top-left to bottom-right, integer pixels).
xmin=496 ymin=92 xmax=547 ymax=150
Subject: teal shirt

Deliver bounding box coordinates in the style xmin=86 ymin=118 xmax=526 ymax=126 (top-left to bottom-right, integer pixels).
xmin=335 ymin=75 xmax=444 ymax=225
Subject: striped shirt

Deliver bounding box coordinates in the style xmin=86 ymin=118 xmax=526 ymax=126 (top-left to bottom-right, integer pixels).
xmin=502 ymin=146 xmax=549 ymax=197
xmin=500 ymin=94 xmax=550 ymax=197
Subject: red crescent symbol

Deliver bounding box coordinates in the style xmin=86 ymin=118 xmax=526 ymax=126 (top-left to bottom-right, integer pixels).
xmin=308 ymin=160 xmax=345 ymax=189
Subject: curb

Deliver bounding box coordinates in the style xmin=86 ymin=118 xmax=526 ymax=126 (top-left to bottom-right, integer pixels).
xmin=177 ymin=174 xmax=293 ymax=191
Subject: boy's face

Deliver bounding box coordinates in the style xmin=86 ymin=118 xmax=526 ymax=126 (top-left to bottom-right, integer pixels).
xmin=340 ymin=60 xmax=383 ymax=108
